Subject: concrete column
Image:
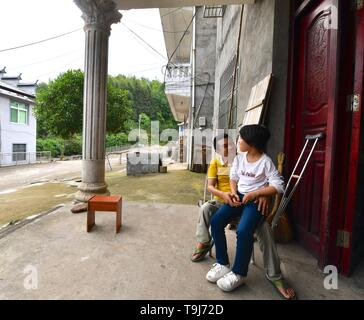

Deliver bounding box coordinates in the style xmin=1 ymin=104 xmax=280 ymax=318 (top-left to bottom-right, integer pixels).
xmin=74 ymin=0 xmax=122 ymax=202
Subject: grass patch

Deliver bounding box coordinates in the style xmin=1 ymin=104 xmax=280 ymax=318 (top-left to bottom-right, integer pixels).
xmin=0 ymin=183 xmax=75 ymax=227
xmin=107 ymin=170 xmax=205 ymax=205
xmin=0 ymin=169 xmax=206 ymax=228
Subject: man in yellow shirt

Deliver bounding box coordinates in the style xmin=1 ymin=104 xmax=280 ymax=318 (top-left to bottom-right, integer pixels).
xmin=191 ymin=133 xmax=296 ymax=299
xmin=191 ymin=133 xmax=244 ymax=262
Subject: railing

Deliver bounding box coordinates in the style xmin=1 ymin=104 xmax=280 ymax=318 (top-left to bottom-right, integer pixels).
xmin=105 ymin=145 xmax=131 ymax=153
xmin=0 ymin=151 xmax=52 ymax=167
xmin=165 ymin=64 xmax=191 ymax=97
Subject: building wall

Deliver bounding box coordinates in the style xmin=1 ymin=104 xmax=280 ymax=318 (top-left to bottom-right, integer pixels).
xmin=213 ymin=0 xmax=290 ymax=162
xmin=237 ymin=0 xmax=275 ymax=127
xmin=265 ymin=0 xmax=290 ymax=160
xmin=194 ymin=6 xmax=216 ymax=130
xmin=191 ymin=6 xmax=217 ymax=172
xmin=0 ymin=95 xmax=37 ymax=166
xmin=213 ymin=5 xmax=242 ymax=130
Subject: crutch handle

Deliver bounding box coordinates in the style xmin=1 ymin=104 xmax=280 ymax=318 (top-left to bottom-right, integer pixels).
xmin=305 ymin=133 xmax=325 ymax=140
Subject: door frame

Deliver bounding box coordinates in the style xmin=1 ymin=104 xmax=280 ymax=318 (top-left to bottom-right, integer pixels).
xmin=339 ymin=5 xmax=364 ymax=275
xmin=284 ymin=0 xmax=340 ymax=270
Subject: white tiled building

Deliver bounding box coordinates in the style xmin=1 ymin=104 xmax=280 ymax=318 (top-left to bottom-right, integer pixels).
xmin=0 ymin=67 xmax=37 ymax=166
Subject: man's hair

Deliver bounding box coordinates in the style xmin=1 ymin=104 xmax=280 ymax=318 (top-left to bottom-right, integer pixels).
xmin=213 ymin=133 xmax=232 ymax=151
xmin=239 ymin=124 xmax=271 ymax=151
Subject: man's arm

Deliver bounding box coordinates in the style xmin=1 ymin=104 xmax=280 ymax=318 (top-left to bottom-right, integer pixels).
xmin=254 ymin=196 xmax=271 ymax=216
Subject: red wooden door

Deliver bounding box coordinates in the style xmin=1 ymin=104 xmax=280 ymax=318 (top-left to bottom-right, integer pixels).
xmin=289 ymin=0 xmax=338 ymax=259
xmin=339 ymin=5 xmax=364 ymax=275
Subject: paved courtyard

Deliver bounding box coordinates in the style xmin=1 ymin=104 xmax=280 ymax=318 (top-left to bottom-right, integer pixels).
xmin=0 ymin=201 xmax=363 ymax=300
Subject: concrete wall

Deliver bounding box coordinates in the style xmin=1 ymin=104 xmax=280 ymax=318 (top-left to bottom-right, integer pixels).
xmin=213 ymin=5 xmax=242 ymax=130
xmin=0 ymin=95 xmax=36 ymax=166
xmin=237 ymin=0 xmax=274 ymax=127
xmin=193 ymin=6 xmax=216 ymax=130
xmin=265 ymin=0 xmax=290 ymax=160
xmin=213 ymin=0 xmax=291 ymax=162
xmin=191 ymin=6 xmax=217 ymax=172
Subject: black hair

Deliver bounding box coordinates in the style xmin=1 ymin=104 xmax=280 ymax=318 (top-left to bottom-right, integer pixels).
xmin=213 ymin=133 xmax=231 ymax=151
xmin=239 ymin=124 xmax=271 ymax=151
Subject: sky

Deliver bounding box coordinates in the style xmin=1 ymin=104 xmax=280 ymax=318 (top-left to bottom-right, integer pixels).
xmin=0 ymin=0 xmax=168 ymax=84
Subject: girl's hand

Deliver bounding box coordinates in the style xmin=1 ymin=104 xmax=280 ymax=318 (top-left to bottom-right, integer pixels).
xmin=231 ymin=193 xmax=242 ymax=207
xmin=242 ymin=191 xmax=257 ymax=204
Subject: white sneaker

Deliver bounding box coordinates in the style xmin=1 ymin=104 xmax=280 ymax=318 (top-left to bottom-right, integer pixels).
xmin=206 ymin=263 xmax=230 ymax=283
xmin=217 ymin=271 xmax=245 ymax=291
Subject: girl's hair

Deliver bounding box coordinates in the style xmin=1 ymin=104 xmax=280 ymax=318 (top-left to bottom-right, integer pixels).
xmin=239 ymin=124 xmax=271 ymax=151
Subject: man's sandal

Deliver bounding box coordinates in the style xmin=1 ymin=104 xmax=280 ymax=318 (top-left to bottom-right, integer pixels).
xmin=266 ymin=274 xmax=297 ymax=300
xmin=190 ymin=243 xmax=213 ymax=262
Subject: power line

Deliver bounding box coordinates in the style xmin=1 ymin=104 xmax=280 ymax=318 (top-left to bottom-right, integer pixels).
xmin=122 ymin=23 xmax=167 ymax=61
xmin=160 ymin=7 xmax=182 ymax=17
xmin=129 ymin=66 xmax=163 ymax=74
xmin=126 ymin=18 xmax=188 ymax=34
xmin=163 ymin=11 xmax=197 ymax=83
xmin=167 ymin=12 xmax=196 ymax=64
xmin=0 ymin=28 xmax=82 ymax=53
xmin=33 ymin=56 xmax=83 ymax=80
xmin=11 ymin=50 xmax=80 ymax=71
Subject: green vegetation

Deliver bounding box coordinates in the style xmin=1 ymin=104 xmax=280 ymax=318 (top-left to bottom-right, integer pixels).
xmin=34 ymin=70 xmax=177 ymax=157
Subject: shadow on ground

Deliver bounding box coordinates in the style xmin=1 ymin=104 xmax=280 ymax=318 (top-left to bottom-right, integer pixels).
xmin=0 ymin=201 xmax=363 ymax=299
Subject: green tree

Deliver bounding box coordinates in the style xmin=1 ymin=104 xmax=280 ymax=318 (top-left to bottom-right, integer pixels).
xmin=34 ymin=70 xmax=84 ymax=139
xmin=106 ymin=80 xmax=132 ymax=133
xmin=110 ymin=74 xmax=177 ymax=132
xmin=34 ymin=70 xmax=132 ymax=138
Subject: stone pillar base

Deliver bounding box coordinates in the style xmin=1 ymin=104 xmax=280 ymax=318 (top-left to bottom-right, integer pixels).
xmin=75 ymin=182 xmax=110 ymax=203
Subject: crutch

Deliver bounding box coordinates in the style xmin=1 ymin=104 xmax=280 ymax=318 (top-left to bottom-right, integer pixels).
xmin=271 ymin=133 xmax=325 ymax=229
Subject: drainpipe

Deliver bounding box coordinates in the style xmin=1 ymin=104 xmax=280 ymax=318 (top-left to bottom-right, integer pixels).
xmin=188 ymin=6 xmax=197 ymax=170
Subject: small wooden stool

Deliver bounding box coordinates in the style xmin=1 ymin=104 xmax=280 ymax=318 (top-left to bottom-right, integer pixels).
xmin=87 ymin=195 xmax=122 ymax=233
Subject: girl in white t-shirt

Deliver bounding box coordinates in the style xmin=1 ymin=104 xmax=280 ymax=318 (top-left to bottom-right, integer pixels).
xmin=206 ymin=124 xmax=284 ymax=292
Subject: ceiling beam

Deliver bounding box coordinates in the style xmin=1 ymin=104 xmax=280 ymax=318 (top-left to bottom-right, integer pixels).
xmin=114 ymin=0 xmax=255 ymax=10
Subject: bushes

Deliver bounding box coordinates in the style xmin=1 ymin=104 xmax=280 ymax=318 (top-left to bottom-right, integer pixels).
xmin=37 ymin=133 xmax=130 ymax=158
xmin=37 ymin=136 xmax=82 ymax=158
xmin=64 ymin=137 xmax=82 ymax=156
xmin=36 ymin=137 xmax=63 ymax=158
xmin=106 ymin=133 xmax=129 ymax=148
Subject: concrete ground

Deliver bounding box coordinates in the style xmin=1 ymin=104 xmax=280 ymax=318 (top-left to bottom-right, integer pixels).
xmin=0 ymin=154 xmax=126 ymax=193
xmin=0 ymin=201 xmax=363 ymax=300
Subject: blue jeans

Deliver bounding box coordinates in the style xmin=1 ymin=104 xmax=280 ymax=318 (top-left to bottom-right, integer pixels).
xmin=211 ymin=193 xmax=264 ymax=276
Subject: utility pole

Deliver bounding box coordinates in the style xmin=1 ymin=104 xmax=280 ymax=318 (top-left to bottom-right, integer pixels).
xmin=138 ymin=114 xmax=142 ymax=146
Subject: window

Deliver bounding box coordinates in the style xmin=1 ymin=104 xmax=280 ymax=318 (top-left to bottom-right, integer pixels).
xmin=218 ymin=56 xmax=238 ymax=129
xmin=10 ymin=101 xmax=29 ymax=124
xmin=12 ymin=144 xmax=26 ymax=161
xmin=203 ymin=5 xmax=226 ymax=18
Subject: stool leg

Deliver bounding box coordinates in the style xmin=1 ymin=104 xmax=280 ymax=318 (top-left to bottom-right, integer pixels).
xmin=87 ymin=210 xmax=95 ymax=232
xmin=115 ymin=201 xmax=122 ymax=233
xmin=116 ymin=204 xmax=122 ymax=233
xmin=116 ymin=211 xmax=121 ymax=233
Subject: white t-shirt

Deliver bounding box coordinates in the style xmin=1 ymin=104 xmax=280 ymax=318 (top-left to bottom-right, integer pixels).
xmin=230 ymin=152 xmax=285 ymax=194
